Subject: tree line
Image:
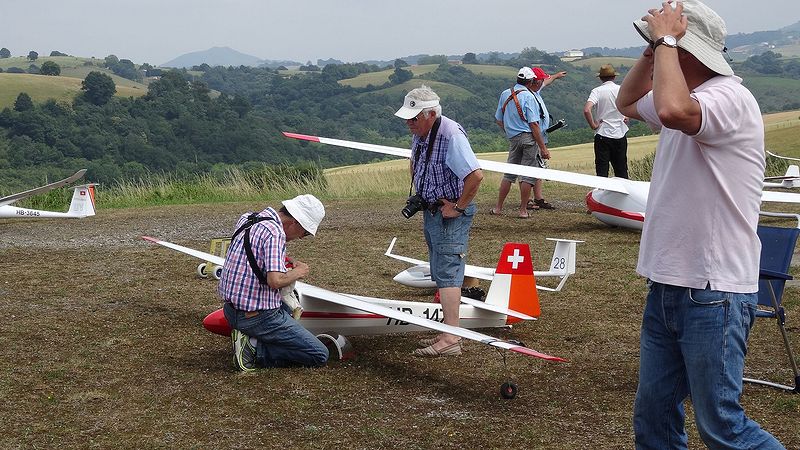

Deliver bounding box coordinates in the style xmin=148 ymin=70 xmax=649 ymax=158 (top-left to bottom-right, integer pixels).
xmin=0 ymin=48 xmax=797 ymax=192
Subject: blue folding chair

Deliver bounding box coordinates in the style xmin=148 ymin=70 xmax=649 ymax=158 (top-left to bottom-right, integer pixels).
xmin=743 ymin=214 xmax=800 ymax=393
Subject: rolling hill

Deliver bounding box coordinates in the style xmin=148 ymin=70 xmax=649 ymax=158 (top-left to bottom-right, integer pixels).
xmin=0 ymin=73 xmax=146 ymax=108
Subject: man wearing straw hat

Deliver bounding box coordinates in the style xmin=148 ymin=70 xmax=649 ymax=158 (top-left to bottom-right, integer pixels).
xmin=584 ymin=64 xmax=629 ymax=178
xmin=617 ymin=1 xmax=784 ymax=448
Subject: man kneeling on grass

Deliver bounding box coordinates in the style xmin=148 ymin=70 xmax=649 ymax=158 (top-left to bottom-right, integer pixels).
xmin=218 ymin=194 xmax=329 ymax=371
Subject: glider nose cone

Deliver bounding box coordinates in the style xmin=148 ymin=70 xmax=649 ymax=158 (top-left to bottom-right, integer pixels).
xmin=203 ymin=308 xmax=232 ymax=336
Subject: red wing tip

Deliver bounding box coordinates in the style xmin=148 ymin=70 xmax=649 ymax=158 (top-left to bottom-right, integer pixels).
xmin=510 ymin=346 xmax=568 ymax=362
xmin=141 ymin=236 xmax=158 ymax=243
xmin=282 ymin=132 xmax=320 ymax=142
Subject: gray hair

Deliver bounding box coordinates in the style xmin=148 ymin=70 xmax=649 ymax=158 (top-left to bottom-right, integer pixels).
xmin=407 ymin=84 xmax=442 ymax=118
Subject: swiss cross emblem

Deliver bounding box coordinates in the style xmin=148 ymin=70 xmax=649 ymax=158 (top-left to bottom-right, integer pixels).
xmin=506 ymin=248 xmax=525 ymax=269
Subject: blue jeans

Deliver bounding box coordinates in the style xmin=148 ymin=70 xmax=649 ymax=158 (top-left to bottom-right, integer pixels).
xmin=422 ymin=203 xmax=476 ymax=288
xmin=223 ymin=302 xmax=328 ymax=368
xmin=634 ymin=282 xmax=784 ymax=450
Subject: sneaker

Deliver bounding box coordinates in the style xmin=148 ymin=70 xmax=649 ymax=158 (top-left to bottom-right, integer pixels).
xmin=231 ymin=329 xmax=256 ymax=372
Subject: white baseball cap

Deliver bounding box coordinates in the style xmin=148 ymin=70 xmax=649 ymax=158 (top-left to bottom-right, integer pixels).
xmin=282 ymin=194 xmax=325 ymax=236
xmin=517 ymin=67 xmax=535 ymax=80
xmin=394 ymin=94 xmax=440 ymax=120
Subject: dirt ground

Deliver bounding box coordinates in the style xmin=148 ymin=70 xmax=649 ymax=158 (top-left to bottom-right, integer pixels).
xmin=1 ymin=189 xmax=798 ymax=449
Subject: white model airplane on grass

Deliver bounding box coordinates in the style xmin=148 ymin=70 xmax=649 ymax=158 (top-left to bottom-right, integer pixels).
xmin=764 ymin=151 xmax=800 ymax=189
xmin=0 ymin=170 xmax=96 ymax=219
xmin=282 ymin=132 xmax=800 ymax=231
xmin=386 ymin=237 xmax=581 ymax=292
xmin=142 ymin=235 xmax=566 ymax=398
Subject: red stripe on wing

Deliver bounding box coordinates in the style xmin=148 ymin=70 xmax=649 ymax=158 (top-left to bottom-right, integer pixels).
xmin=282 ymin=132 xmax=321 ymax=142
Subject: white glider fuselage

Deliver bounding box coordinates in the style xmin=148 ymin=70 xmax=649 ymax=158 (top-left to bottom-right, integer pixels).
xmin=0 ymin=170 xmax=96 ymax=219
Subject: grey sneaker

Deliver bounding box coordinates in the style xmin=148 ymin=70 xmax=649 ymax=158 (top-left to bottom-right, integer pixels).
xmin=231 ymin=329 xmax=256 ymax=372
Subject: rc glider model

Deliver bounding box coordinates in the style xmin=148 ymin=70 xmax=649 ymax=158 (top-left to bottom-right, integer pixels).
xmin=385 ymin=237 xmax=582 ymax=292
xmin=0 ymin=170 xmax=96 ymax=219
xmin=282 ymin=132 xmax=800 ymax=230
xmin=142 ymin=236 xmax=566 ymax=397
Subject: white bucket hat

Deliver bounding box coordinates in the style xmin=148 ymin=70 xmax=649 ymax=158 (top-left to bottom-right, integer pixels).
xmin=282 ymin=194 xmax=325 ymax=236
xmin=633 ymin=0 xmax=733 ymax=76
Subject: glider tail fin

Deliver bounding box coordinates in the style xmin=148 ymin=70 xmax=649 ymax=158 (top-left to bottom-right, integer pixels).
xmin=67 ymin=184 xmax=96 ymax=218
xmin=484 ymin=243 xmax=540 ymax=323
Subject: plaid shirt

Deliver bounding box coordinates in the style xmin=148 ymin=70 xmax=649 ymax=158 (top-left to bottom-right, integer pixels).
xmin=411 ymin=115 xmax=479 ymax=204
xmin=217 ymin=207 xmax=286 ymax=311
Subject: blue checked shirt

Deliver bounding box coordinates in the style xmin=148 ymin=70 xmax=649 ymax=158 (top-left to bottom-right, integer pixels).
xmin=411 ymin=115 xmax=481 ymax=204
xmin=217 ymin=207 xmax=287 ymax=311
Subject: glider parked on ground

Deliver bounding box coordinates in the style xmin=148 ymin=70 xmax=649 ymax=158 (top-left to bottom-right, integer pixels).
xmin=282 ymin=132 xmax=800 ymax=231
xmin=385 ymin=237 xmax=582 ymax=292
xmin=0 ymin=170 xmax=96 ymax=219
xmin=142 ymin=236 xmax=566 ymax=398
xmin=764 ymin=151 xmax=800 ymax=189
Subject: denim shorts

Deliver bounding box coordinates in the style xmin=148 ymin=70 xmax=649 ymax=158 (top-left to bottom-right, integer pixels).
xmin=422 ymin=202 xmax=476 ymax=288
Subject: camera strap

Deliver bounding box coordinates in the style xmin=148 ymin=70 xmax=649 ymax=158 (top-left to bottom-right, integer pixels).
xmin=231 ymin=213 xmax=277 ymax=286
xmin=408 ymin=117 xmax=442 ymax=197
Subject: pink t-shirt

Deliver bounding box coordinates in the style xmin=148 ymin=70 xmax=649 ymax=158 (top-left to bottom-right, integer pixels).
xmin=635 ymin=75 xmax=765 ymax=293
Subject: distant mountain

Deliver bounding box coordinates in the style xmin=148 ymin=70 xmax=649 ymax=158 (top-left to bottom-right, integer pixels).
xmin=161 ymin=46 xmax=262 ymax=68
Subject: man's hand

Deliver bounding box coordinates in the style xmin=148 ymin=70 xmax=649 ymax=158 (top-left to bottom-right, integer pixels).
xmin=541 ymin=146 xmax=551 ymax=159
xmin=291 ymin=261 xmax=310 ymax=279
xmin=440 ymin=199 xmax=462 ymax=219
xmin=643 ymin=1 xmax=687 ymax=41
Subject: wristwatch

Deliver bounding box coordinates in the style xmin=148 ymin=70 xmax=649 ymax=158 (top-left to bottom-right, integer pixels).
xmin=453 ymin=204 xmax=466 ymax=214
xmin=653 ymin=35 xmax=678 ymax=49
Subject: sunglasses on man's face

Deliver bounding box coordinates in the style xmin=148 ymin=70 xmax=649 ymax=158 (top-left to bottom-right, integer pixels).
xmin=408 ymin=111 xmax=425 ymax=122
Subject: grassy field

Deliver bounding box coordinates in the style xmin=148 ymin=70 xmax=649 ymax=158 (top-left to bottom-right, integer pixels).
xmin=0 ymin=55 xmax=148 ymax=88
xmin=0 ymin=73 xmax=146 ymax=108
xmin=1 ymin=186 xmax=798 ymax=449
xmin=1 ymin=111 xmax=798 ymax=449
xmin=568 ymin=57 xmax=639 ymax=71
xmin=359 ymin=79 xmax=475 ymax=101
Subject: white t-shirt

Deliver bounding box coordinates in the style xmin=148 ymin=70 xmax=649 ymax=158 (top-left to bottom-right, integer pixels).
xmin=635 ymin=75 xmax=765 ymax=293
xmin=587 ymin=81 xmax=628 ymax=139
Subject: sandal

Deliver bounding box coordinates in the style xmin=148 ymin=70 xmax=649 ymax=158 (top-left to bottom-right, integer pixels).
xmin=526 ymin=200 xmax=540 ymax=211
xmin=489 ymin=208 xmax=502 ymax=215
xmin=533 ymin=198 xmax=555 ymax=210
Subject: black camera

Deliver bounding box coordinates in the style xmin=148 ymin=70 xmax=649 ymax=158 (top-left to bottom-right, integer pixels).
xmin=545 ymin=118 xmax=566 ymax=133
xmin=402 ymin=194 xmax=427 ymax=218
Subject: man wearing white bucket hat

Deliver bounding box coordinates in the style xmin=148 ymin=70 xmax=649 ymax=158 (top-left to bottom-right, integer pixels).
xmin=617 ymin=1 xmax=784 ymax=448
xmin=218 ymin=194 xmax=329 ymax=371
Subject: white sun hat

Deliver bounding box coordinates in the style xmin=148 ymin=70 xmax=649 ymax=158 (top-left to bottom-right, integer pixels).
xmin=633 ymin=0 xmax=733 ymax=76
xmin=282 ymin=194 xmax=325 ymax=236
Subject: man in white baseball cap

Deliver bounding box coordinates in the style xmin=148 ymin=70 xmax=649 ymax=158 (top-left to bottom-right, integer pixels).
xmin=617 ymin=1 xmax=785 ymax=448
xmin=218 ymin=194 xmax=328 ymax=372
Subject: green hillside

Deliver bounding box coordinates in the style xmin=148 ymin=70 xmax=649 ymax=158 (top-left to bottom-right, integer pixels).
xmin=0 ymin=73 xmax=146 ymax=109
xmin=0 ymin=55 xmax=147 ymax=88
xmin=360 ymin=79 xmax=475 ymax=100
xmin=339 ymin=64 xmax=440 ymax=87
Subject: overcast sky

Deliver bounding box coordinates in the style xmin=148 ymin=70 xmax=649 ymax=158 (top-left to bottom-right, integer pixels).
xmin=2 ymin=0 xmax=797 ymax=65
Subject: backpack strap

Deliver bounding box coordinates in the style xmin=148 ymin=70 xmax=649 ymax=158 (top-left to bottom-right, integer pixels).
xmin=231 ymin=213 xmax=276 ymax=285
xmin=501 ymin=88 xmax=528 ymax=123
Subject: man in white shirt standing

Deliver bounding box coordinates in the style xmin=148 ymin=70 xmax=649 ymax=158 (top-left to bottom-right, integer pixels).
xmin=584 ymin=64 xmax=629 ymax=178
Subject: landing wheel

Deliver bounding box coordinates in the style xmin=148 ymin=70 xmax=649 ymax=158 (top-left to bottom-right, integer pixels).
xmin=500 ymin=382 xmax=518 ymax=399
xmin=197 ymin=263 xmax=209 ymax=278
xmin=213 ymin=265 xmax=223 ymax=280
